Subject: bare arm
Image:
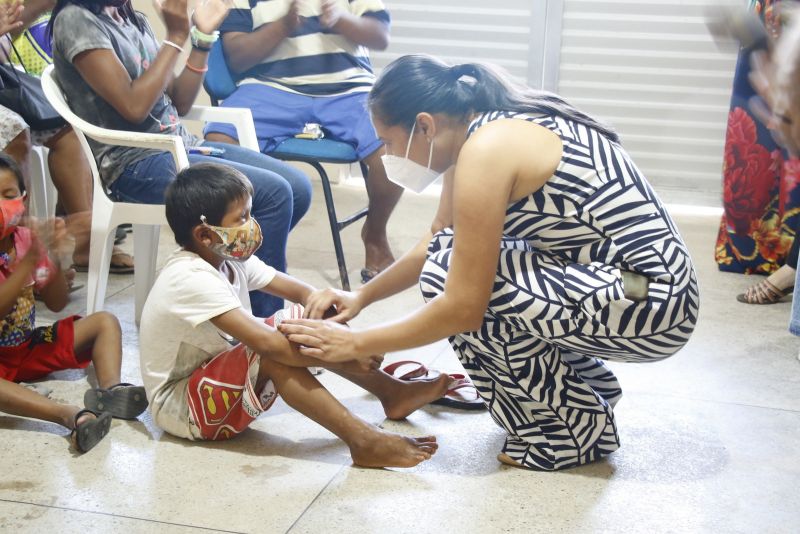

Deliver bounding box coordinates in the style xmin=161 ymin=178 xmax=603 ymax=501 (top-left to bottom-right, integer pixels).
xmin=260 ymin=271 xmax=315 ymax=306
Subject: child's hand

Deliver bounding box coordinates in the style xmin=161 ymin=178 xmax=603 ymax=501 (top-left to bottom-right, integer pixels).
xmin=303 ymin=287 xmax=362 ymax=322
xmin=320 ymin=0 xmax=344 ymax=29
xmin=26 ymin=217 xmax=73 ymax=268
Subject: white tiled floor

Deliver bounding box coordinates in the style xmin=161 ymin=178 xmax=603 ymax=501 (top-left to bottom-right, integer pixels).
xmin=1 ymin=182 xmax=798 ymax=533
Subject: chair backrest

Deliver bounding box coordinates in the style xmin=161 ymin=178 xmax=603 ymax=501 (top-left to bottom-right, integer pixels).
xmin=204 ymin=40 xmax=238 ymax=104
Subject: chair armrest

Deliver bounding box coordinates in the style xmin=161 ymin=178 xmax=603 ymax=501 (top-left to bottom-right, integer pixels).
xmin=82 ymin=129 xmax=190 ymax=170
xmin=183 ymin=105 xmax=260 ymax=152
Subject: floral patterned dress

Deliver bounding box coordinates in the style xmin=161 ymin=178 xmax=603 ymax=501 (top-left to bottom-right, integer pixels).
xmin=716 ymin=0 xmax=800 ymax=274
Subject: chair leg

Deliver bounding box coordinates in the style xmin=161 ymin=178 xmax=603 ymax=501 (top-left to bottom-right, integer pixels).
xmin=86 ymin=211 xmax=116 ymax=316
xmin=312 ymin=161 xmax=351 ymax=291
xmin=133 ymin=224 xmax=161 ymax=325
xmin=28 ymin=147 xmax=49 ymax=219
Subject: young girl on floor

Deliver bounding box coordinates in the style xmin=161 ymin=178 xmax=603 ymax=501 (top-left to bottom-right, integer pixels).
xmin=0 ymin=153 xmax=147 ymax=452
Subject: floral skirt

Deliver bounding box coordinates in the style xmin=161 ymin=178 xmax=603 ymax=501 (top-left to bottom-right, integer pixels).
xmin=715 ymin=0 xmax=800 ymax=275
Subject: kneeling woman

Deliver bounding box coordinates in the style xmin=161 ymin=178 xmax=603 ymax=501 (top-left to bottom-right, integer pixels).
xmin=280 ymin=55 xmax=699 ymax=471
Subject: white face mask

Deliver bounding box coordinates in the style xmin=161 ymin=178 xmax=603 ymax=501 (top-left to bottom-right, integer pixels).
xmin=381 ymin=122 xmax=441 ymax=193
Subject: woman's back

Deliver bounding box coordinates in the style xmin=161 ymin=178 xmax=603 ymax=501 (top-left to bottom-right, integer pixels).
xmin=468 ymin=111 xmax=692 ymax=285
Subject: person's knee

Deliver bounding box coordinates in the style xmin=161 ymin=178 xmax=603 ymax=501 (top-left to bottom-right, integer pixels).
xmin=5 ymin=129 xmax=32 ymax=163
xmin=91 ymin=311 xmax=122 ymax=337
xmin=205 ymin=132 xmax=239 ymax=145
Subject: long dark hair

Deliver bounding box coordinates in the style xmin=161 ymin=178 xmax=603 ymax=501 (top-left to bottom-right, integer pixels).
xmin=47 ymin=0 xmax=145 ymax=41
xmin=369 ymin=54 xmax=619 ymax=143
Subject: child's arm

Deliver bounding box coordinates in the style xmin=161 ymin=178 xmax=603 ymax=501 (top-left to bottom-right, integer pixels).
xmin=0 ymin=247 xmax=38 ymax=319
xmin=210 ymin=307 xmax=332 ymax=368
xmin=259 ymin=272 xmax=316 ymax=307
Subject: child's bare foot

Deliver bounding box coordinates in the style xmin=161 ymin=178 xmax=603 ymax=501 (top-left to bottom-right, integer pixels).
xmin=349 ymin=428 xmax=438 ymax=468
xmin=380 ymin=374 xmax=453 ymax=420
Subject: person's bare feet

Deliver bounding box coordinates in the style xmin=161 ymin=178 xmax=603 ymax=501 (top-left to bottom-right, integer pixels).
xmin=349 ymin=428 xmax=438 ymax=468
xmin=380 ymin=374 xmax=453 ymax=421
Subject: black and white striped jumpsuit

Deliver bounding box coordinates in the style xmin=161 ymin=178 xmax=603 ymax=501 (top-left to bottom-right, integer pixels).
xmin=420 ymin=111 xmax=699 ymax=470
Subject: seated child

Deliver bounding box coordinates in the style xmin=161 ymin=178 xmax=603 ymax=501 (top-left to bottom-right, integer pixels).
xmin=0 ymin=153 xmax=147 ymax=453
xmin=140 ymin=163 xmax=452 ymax=468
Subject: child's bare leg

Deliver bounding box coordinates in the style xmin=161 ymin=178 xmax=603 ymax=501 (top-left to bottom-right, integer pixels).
xmin=329 ymin=368 xmax=452 ymax=421
xmin=256 ymin=357 xmax=438 ymax=468
xmin=73 ymin=312 xmax=122 ymax=389
xmin=0 ymin=378 xmax=80 ymax=429
xmin=260 ymin=336 xmax=452 ymax=420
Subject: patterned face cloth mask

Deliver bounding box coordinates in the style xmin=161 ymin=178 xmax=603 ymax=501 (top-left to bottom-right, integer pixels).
xmin=0 ymin=193 xmax=26 ymax=240
xmin=200 ymin=215 xmax=263 ymax=261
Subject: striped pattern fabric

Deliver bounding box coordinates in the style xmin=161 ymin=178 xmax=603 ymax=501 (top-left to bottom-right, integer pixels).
xmin=419 ymin=111 xmax=699 ymax=470
xmin=219 ymin=0 xmax=389 ymax=95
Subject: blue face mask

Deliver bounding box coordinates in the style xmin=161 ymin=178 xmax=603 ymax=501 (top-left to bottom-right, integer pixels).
xmin=380 ymin=122 xmax=441 ymax=193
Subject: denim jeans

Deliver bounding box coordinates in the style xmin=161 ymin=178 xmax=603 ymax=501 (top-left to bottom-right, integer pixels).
xmin=110 ymin=141 xmax=312 ymax=317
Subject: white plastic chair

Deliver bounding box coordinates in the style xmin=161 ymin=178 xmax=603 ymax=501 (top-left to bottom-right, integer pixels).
xmin=40 ymin=65 xmax=259 ymax=323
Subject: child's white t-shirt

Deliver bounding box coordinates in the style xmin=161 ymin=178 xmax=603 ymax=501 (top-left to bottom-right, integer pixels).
xmin=139 ymin=249 xmax=276 ymax=439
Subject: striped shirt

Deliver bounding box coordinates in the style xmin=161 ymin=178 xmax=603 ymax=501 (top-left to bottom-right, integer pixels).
xmin=220 ymin=0 xmax=389 ymax=96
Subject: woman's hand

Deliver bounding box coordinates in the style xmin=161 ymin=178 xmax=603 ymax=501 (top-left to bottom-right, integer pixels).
xmin=278 ymin=318 xmax=367 ymax=362
xmin=153 ymin=0 xmax=191 ymax=43
xmin=192 ymin=0 xmax=234 ymax=35
xmin=303 ymin=288 xmax=362 ymax=322
xmin=0 ymin=0 xmax=23 ymax=37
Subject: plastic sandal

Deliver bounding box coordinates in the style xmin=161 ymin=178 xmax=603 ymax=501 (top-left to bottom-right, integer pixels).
xmin=84 ymin=383 xmax=148 ymax=420
xmin=71 ymin=409 xmax=112 ymax=453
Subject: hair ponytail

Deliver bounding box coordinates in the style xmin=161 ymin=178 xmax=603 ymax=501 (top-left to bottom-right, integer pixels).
xmin=369 ymin=54 xmax=619 ymax=143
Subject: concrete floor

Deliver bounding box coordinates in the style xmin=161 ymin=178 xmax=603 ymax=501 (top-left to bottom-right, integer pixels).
xmin=1 ymin=181 xmax=798 ymax=533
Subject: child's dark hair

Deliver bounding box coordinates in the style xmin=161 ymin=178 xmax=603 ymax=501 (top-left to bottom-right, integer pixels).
xmin=165 ymin=163 xmax=254 ymax=247
xmin=369 ymin=54 xmax=619 ymax=143
xmin=0 ymin=152 xmax=26 ymax=195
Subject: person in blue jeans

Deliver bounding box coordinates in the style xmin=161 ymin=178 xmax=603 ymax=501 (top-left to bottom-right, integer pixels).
xmin=49 ymin=0 xmax=311 ymax=317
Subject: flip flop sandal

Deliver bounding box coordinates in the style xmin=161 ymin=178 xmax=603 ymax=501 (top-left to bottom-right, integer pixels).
xmin=431 ymin=373 xmax=485 ymax=411
xmin=361 ymin=268 xmax=382 ymax=284
xmin=72 ymin=258 xmax=135 ymax=275
xmin=382 ymin=360 xmax=442 ymax=381
xmin=736 ymin=279 xmax=794 ymax=304
xmin=71 ymin=409 xmax=112 ymax=453
xmin=84 ymin=383 xmax=149 ymax=420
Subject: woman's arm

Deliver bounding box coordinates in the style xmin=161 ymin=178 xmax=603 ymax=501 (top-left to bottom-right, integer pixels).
xmin=281 ymin=119 xmax=559 ymax=360
xmin=303 ymin=168 xmax=456 ymax=321
xmin=71 ymin=0 xmax=191 ymax=126
xmin=165 ymin=0 xmax=233 ymax=114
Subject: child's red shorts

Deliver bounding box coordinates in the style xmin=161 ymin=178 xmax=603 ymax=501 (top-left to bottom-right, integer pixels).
xmin=185 ymin=305 xmax=303 ymax=441
xmin=0 ymin=316 xmax=90 ymax=382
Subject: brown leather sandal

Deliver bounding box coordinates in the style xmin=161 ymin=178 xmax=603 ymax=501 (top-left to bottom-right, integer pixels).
xmin=736 ymin=279 xmax=794 ymax=304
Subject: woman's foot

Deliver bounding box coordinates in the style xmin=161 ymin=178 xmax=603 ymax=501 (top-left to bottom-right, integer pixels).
xmin=379 ymin=374 xmax=454 ymax=421
xmin=72 ymin=247 xmax=134 ymax=275
xmin=349 ymin=428 xmax=438 ymax=468
xmin=497 ymin=452 xmax=526 ymax=468
xmin=737 ymin=265 xmax=796 ymax=304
